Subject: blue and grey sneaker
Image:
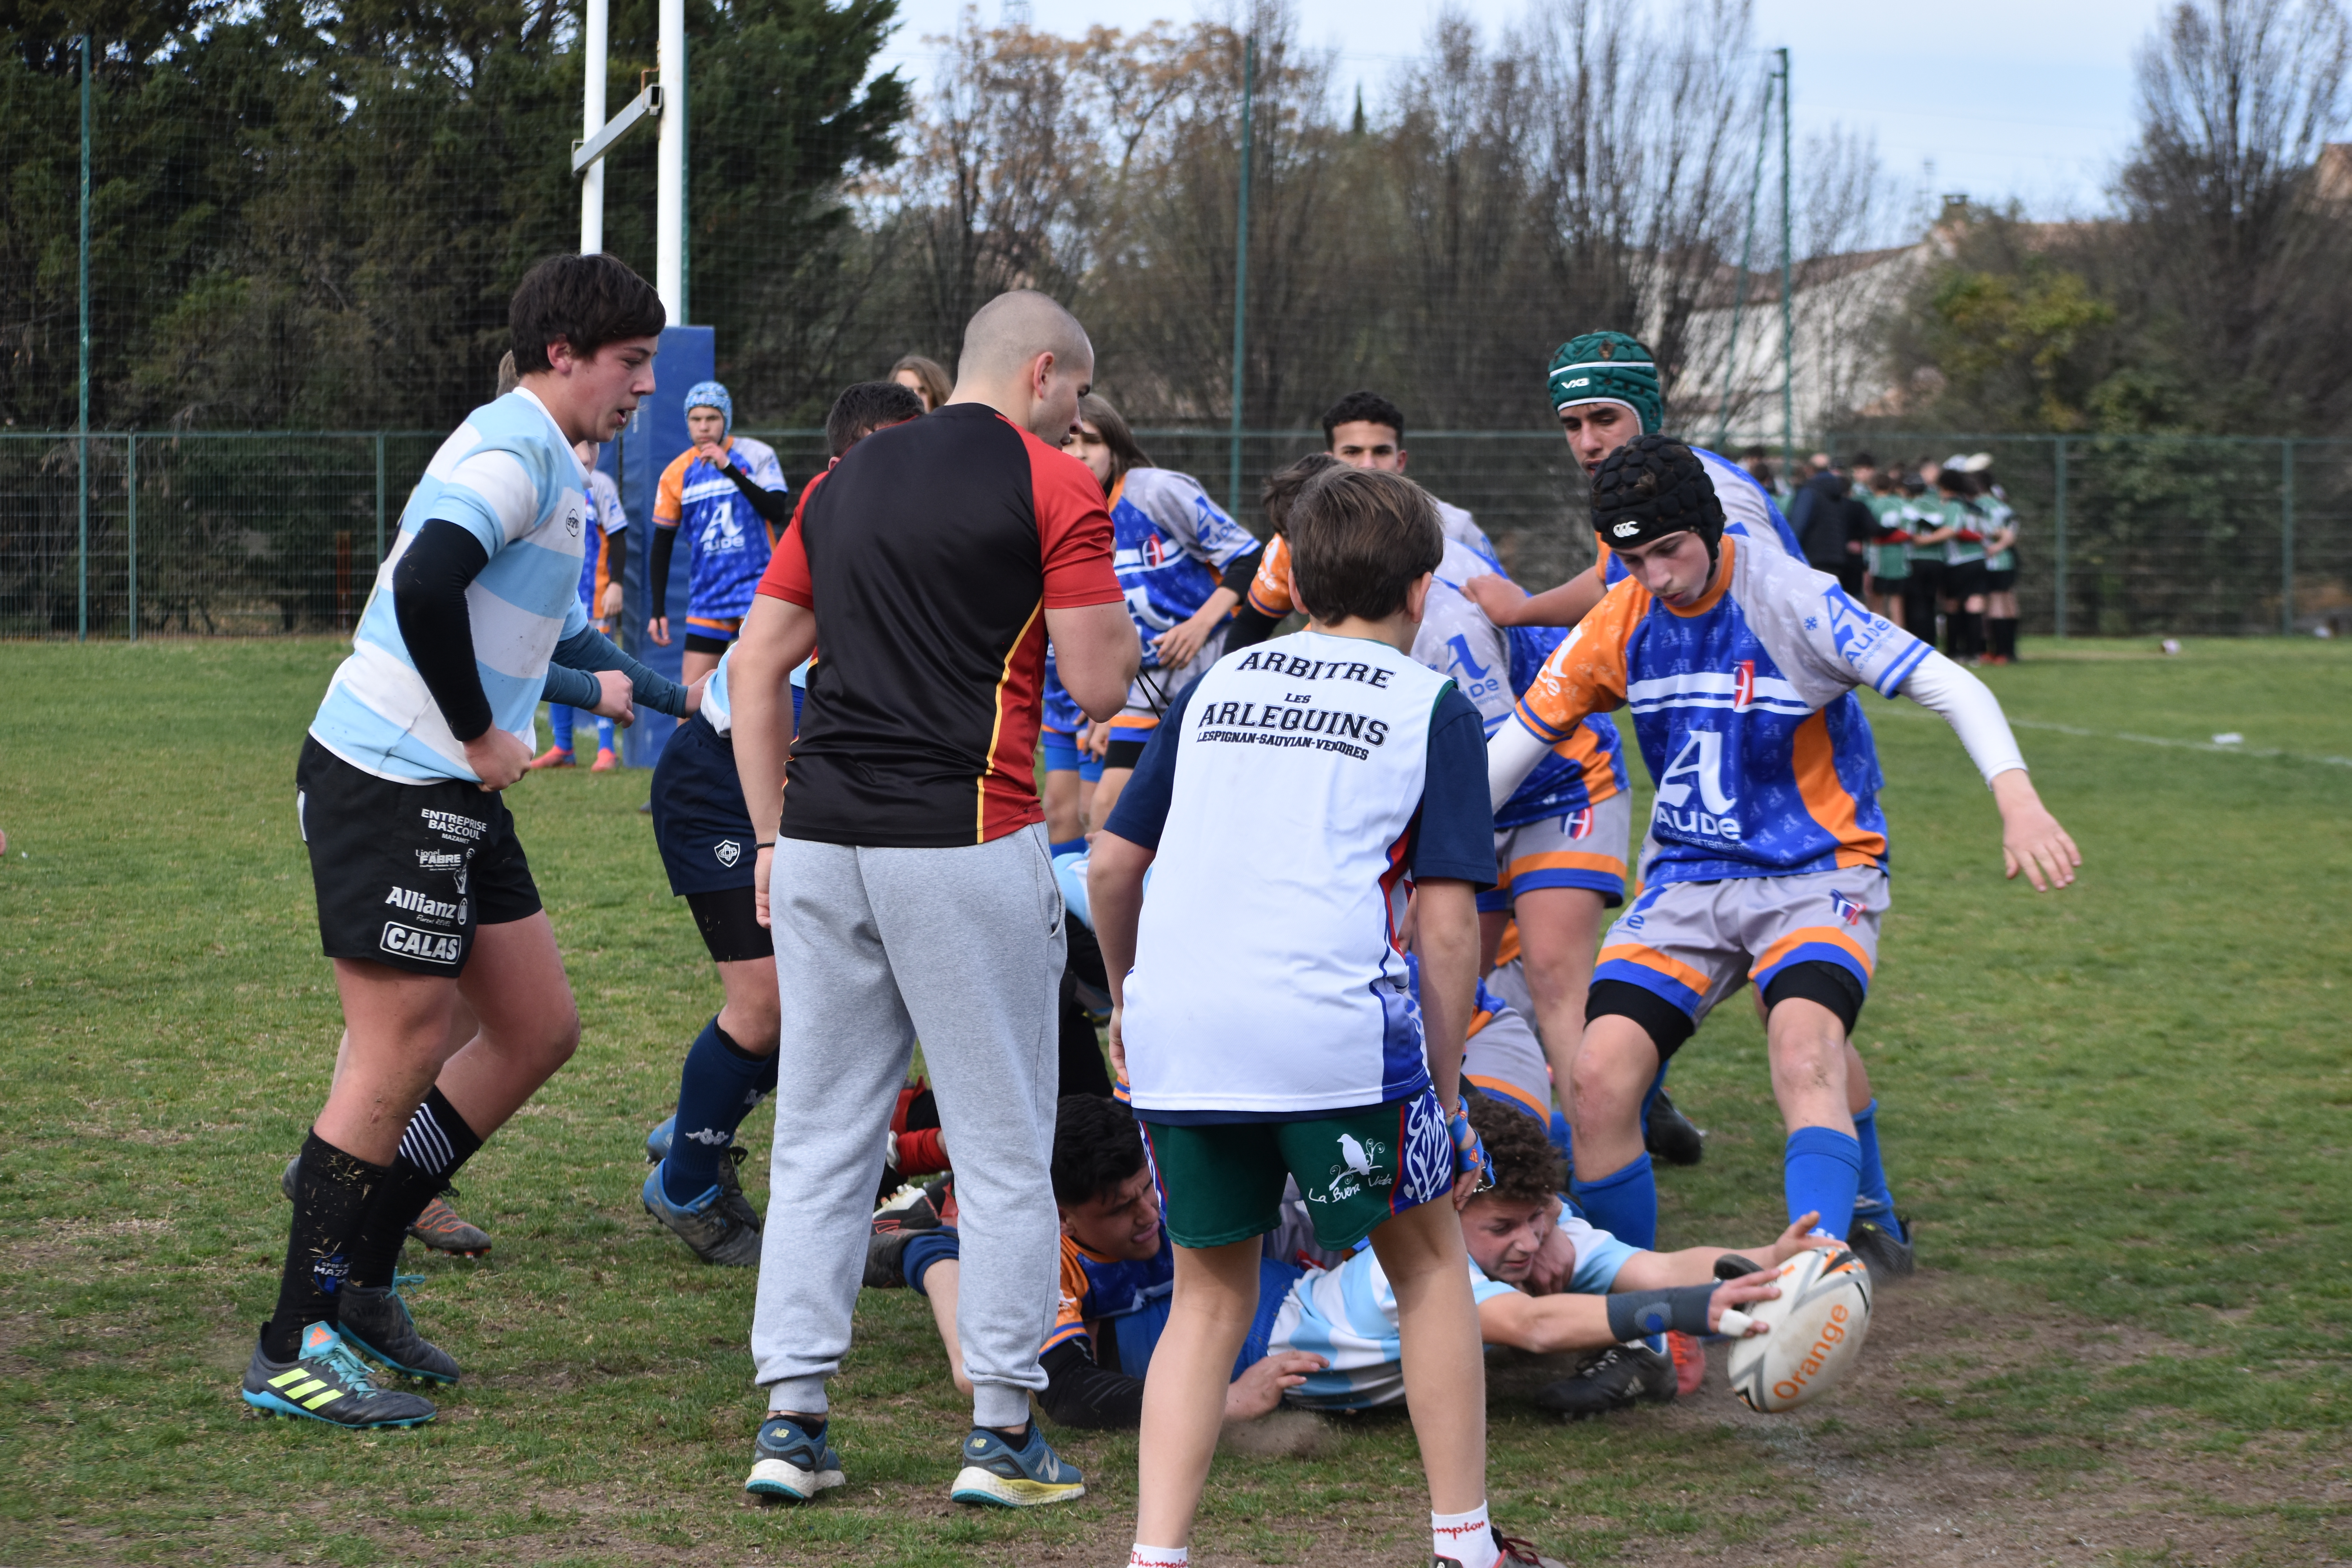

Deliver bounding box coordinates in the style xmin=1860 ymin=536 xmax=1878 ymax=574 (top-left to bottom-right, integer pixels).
xmin=240 ymin=1322 xmax=437 ymax=1428
xmin=337 ymin=1274 xmax=461 ymax=1384
xmin=949 ymin=1422 xmax=1085 ymax=1507
xmin=644 ymin=1116 xmax=675 ymax=1165
xmin=1848 ymin=1200 xmax=1916 ymax=1279
xmin=641 ymin=1160 xmax=763 ymax=1267
xmin=744 ymin=1413 xmax=845 ymax=1500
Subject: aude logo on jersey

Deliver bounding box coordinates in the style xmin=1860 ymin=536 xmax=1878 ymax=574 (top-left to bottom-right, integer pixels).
xmin=1653 ymin=727 xmax=1742 ymax=840
xmin=1820 ymin=584 xmax=1895 ymax=665
xmin=1442 ymin=633 xmax=1503 ymax=704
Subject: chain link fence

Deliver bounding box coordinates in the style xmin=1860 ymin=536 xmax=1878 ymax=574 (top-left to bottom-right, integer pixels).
xmin=5 ymin=428 xmax=2348 ymax=641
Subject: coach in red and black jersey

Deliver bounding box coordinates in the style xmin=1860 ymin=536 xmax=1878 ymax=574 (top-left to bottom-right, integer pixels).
xmin=725 ymin=290 xmax=1139 ymax=1504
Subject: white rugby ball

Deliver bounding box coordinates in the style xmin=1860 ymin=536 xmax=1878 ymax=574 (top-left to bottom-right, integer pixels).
xmin=1723 ymin=1245 xmax=1873 ymax=1413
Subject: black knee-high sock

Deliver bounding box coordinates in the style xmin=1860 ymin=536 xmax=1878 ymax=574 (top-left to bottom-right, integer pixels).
xmin=266 ymin=1131 xmax=388 ymax=1360
xmin=1958 ymin=612 xmax=1984 ymax=659
xmin=346 ymin=1087 xmax=485 ymax=1289
xmin=1992 ymin=617 xmax=2018 ymax=659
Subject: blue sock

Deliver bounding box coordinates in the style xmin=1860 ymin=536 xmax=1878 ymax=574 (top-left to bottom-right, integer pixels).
xmin=1783 ymin=1125 xmax=1864 ymax=1239
xmin=1638 ymin=1060 xmax=1670 ymax=1139
xmin=1571 ymin=1152 xmax=1657 ymax=1250
xmin=662 ymin=1017 xmax=778 ymax=1205
xmin=594 ymin=715 xmax=617 ymax=753
xmin=549 ymin=703 xmax=575 ymax=753
xmin=1050 ymin=838 xmax=1087 ymax=858
xmin=1547 ymin=1109 xmax=1572 ymax=1169
xmin=1853 ymin=1100 xmax=1902 ymax=1233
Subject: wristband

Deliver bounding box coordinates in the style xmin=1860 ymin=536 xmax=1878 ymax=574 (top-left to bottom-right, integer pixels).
xmin=1604 ymin=1283 xmax=1717 ymax=1341
xmin=755 ymin=840 xmax=775 ymax=849
xmin=1447 ymin=1110 xmax=1494 ymax=1191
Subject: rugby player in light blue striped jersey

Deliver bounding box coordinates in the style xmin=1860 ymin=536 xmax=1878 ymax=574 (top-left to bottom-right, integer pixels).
xmin=244 ymin=254 xmax=677 ymax=1432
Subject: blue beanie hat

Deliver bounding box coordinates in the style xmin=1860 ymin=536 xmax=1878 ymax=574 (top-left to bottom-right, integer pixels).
xmin=1546 ymin=332 xmax=1661 ymax=436
xmin=684 ymin=380 xmax=732 ymax=435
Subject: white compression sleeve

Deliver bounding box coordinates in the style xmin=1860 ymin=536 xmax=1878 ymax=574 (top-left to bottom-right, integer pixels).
xmin=1900 ymin=649 xmax=2027 ymax=786
xmin=1487 ymin=718 xmax=1553 ymax=812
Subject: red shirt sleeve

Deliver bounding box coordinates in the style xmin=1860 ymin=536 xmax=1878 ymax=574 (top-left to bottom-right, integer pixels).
xmin=1025 ymin=436 xmax=1124 ymax=608
xmin=755 ymin=471 xmax=820 ymax=608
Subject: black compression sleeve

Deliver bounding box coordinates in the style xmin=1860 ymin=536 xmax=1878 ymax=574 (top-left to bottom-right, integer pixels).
xmin=1225 ymin=601 xmax=1284 ymax=650
xmin=720 ymin=464 xmax=792 ymax=528
xmin=391 ymin=521 xmax=494 ymax=742
xmin=1218 ymin=546 xmax=1263 ymax=597
xmin=1036 ymin=1338 xmax=1146 ymax=1430
xmin=550 ymin=626 xmax=690 ymax=717
xmin=1604 ymin=1284 xmax=1718 ymax=1341
xmin=541 ymin=663 xmax=599 ymax=710
xmin=649 ymin=523 xmax=678 ymax=615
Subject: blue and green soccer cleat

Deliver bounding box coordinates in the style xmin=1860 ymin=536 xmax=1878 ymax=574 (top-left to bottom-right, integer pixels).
xmin=240 ymin=1322 xmax=437 ymax=1428
xmin=336 ymin=1275 xmax=461 ymax=1383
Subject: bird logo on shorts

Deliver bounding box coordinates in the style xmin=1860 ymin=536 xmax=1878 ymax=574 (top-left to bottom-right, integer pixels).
xmin=1307 ymin=1133 xmax=1392 ymax=1206
xmin=1830 ymin=889 xmax=1865 ymax=926
xmin=714 ymin=839 xmax=742 ymax=868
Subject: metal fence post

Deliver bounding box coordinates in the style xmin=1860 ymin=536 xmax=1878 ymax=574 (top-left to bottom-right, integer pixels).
xmin=2279 ymin=438 xmax=2295 ymax=635
xmin=374 ymin=433 xmax=387 ymax=569
xmin=77 ymin=34 xmax=91 ymax=642
xmin=2052 ymin=435 xmax=2069 ymax=638
xmin=1226 ymin=33 xmax=1255 ymax=519
xmin=125 ymin=432 xmax=136 ymax=641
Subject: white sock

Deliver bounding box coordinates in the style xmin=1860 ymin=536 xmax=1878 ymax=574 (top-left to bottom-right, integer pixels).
xmin=1128 ymin=1548 xmax=1187 ymax=1567
xmin=1432 ymin=1501 xmax=1497 ymax=1568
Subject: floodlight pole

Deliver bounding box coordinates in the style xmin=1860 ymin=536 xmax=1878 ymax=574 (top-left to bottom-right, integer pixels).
xmin=580 ymin=0 xmax=607 ymax=252
xmin=656 ymin=0 xmax=685 ymax=324
xmin=1714 ymin=62 xmax=1774 ymax=454
xmin=1227 ymin=33 xmax=1254 ymax=521
xmin=1777 ymin=47 xmax=1793 ymax=483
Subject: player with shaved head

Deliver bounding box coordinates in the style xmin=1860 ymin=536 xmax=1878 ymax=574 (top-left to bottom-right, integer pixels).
xmin=726 ymin=288 xmax=1139 ymax=1508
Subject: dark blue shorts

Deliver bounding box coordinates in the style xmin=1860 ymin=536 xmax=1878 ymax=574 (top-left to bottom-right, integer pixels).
xmin=650 ymin=713 xmax=757 ymax=897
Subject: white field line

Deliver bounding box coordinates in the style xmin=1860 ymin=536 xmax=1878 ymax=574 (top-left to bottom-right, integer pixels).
xmin=1869 ymin=703 xmax=2352 ymax=769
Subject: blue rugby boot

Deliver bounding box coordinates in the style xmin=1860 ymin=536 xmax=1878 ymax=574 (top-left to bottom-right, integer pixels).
xmin=240 ymin=1322 xmax=437 ymax=1428
xmin=644 ymin=1115 xmax=675 ymax=1165
xmin=949 ymin=1421 xmax=1085 ymax=1507
xmin=744 ymin=1413 xmax=845 ymax=1500
xmin=337 ymin=1274 xmax=461 ymax=1384
xmin=641 ymin=1158 xmax=762 ymax=1267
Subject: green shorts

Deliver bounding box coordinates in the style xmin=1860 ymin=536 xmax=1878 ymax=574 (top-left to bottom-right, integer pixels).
xmin=1138 ymin=1087 xmax=1453 ymax=1252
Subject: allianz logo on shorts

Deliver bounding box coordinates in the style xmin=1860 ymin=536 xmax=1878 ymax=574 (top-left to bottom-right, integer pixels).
xmin=384 ymin=886 xmax=463 ymax=922
xmin=380 ymin=921 xmax=463 ymax=965
xmin=714 ymin=839 xmax=742 ymax=868
xmin=1304 ymin=1132 xmax=1393 ymax=1206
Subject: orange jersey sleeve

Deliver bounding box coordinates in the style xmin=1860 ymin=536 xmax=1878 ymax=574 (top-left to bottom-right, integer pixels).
xmin=1513 ymin=578 xmax=1644 ymax=743
xmin=653 ymin=450 xmax=693 ymax=528
xmin=1042 ymin=1235 xmax=1093 ymax=1354
xmin=1246 ymin=532 xmax=1294 ymax=617
xmin=592 ymin=525 xmax=615 ymax=610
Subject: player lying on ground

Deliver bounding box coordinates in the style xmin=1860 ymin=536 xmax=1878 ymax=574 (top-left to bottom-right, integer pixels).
xmin=245 ymin=253 xmax=669 ymax=1431
xmin=1063 ymin=394 xmax=1262 ymax=826
xmin=1487 ymin=434 xmax=2081 ymax=1279
xmin=1092 ymin=464 xmax=1540 ymax=1568
xmin=1267 ymin=1089 xmax=1818 ymax=1420
xmin=636 ymin=380 xmax=927 ymax=1266
xmin=647 ymin=380 xmax=790 ymax=686
xmin=867 ymin=1093 xmax=1327 ymax=1429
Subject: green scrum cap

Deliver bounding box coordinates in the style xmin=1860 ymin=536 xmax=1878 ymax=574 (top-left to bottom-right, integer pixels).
xmin=1546 ymin=332 xmax=1661 ymax=435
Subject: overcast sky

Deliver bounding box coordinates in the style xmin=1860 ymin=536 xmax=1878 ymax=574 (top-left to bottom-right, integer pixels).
xmin=873 ymin=0 xmax=2163 ymax=220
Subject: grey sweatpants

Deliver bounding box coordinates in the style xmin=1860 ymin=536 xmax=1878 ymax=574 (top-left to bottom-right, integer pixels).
xmin=750 ymin=823 xmax=1065 ymax=1431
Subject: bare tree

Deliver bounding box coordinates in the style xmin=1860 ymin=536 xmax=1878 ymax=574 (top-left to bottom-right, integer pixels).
xmin=2118 ymin=0 xmax=2352 ymax=423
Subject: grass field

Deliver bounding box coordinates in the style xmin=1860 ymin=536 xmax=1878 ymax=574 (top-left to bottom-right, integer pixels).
xmin=1 ymin=636 xmax=2347 ymax=1566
